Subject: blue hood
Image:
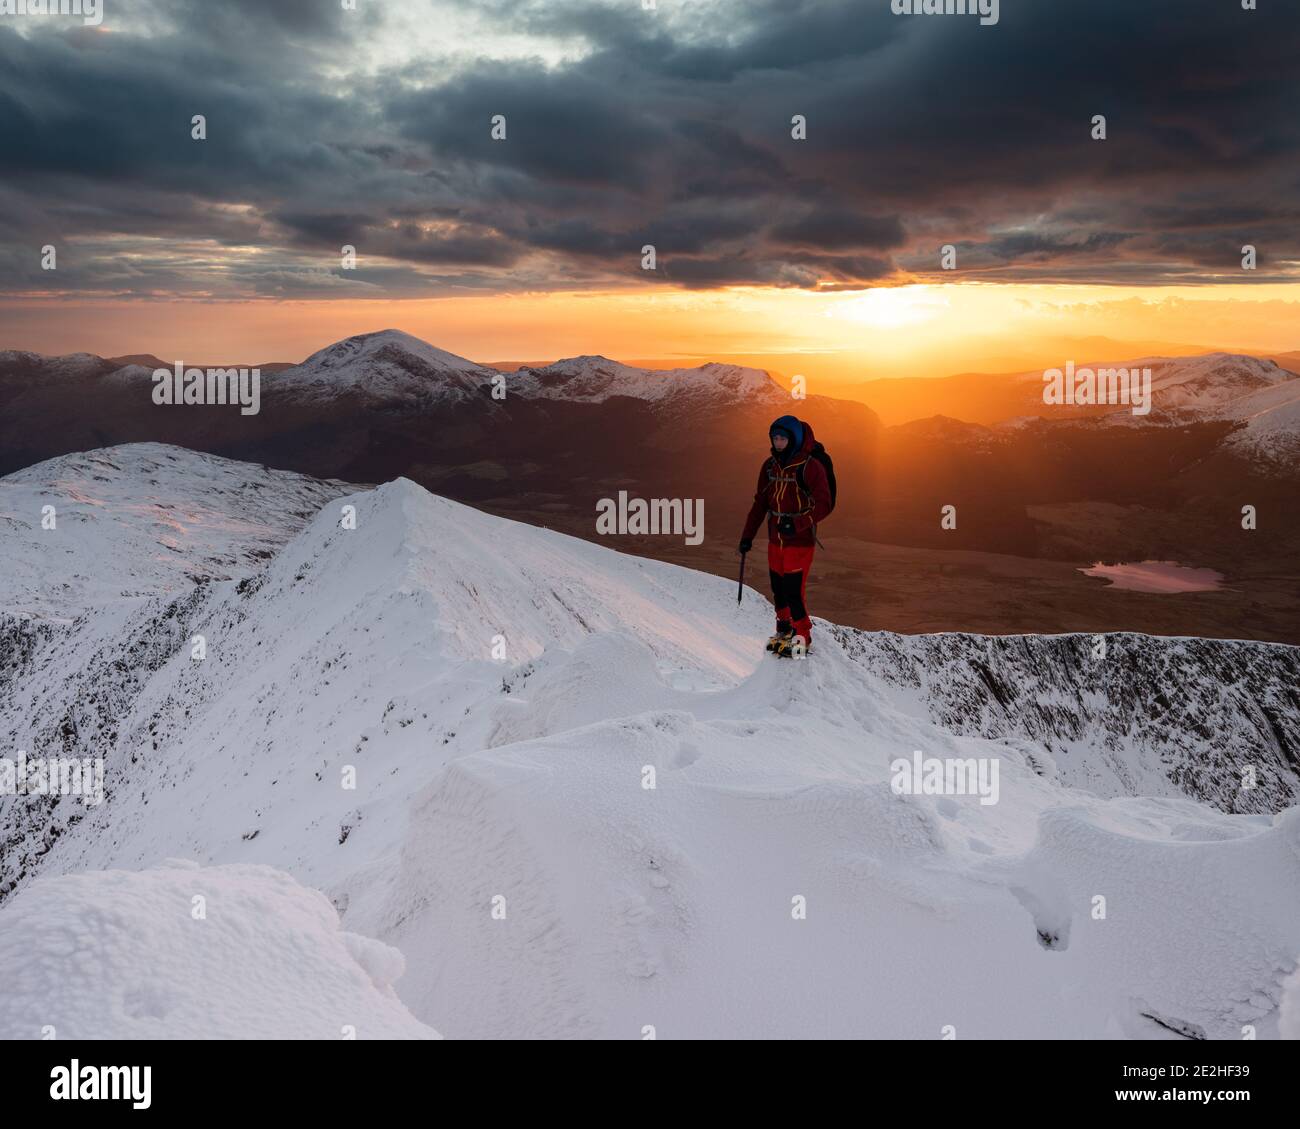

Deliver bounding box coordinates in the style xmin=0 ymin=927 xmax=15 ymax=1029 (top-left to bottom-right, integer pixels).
xmin=769 ymin=415 xmax=804 ymax=454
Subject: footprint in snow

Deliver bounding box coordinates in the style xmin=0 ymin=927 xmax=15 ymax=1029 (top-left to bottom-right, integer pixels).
xmin=670 ymin=741 xmax=701 ymax=770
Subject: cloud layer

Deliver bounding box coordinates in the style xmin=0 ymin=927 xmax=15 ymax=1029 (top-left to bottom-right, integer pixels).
xmin=1 ymin=0 xmax=1297 ymax=299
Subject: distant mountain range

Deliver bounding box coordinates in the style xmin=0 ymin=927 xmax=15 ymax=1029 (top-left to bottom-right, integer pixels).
xmin=1 ymin=330 xmax=1296 ymax=639
xmin=850 ymin=351 xmax=1300 ymax=435
xmin=0 ymin=327 xmax=879 ymax=531
xmin=885 ymin=352 xmax=1300 ymax=466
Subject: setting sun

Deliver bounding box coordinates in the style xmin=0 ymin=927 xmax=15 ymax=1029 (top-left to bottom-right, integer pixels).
xmin=830 ymin=285 xmax=951 ymax=329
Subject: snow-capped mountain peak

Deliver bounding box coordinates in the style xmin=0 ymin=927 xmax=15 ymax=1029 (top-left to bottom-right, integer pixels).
xmin=263 ymin=331 xmax=787 ymax=410
xmin=272 ymin=329 xmax=495 ymax=404
xmin=297 ymin=329 xmax=484 ymax=375
xmin=510 ymin=354 xmax=785 ymax=405
xmin=1014 ymin=352 xmax=1300 ymax=464
xmin=1016 ymin=352 xmax=1293 ymax=411
xmin=1140 ymin=352 xmax=1294 ymax=412
xmin=0 ymin=350 xmax=107 ymax=380
xmin=1134 ymin=353 xmax=1300 ymax=463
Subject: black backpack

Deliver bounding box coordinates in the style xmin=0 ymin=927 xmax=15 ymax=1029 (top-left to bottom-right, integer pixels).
xmin=795 ymin=442 xmax=837 ymax=512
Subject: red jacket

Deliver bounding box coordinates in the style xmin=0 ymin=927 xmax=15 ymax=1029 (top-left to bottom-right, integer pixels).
xmin=741 ymin=423 xmax=833 ymax=547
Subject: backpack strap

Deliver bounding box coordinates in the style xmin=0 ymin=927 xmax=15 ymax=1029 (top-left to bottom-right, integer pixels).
xmin=769 ymin=456 xmax=812 ymax=518
xmin=796 ymin=451 xmax=835 ymax=507
xmin=792 ymin=457 xmax=827 ymax=548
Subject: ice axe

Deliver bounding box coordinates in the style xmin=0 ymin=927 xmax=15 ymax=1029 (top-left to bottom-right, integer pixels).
xmin=737 ymin=549 xmax=747 ymax=605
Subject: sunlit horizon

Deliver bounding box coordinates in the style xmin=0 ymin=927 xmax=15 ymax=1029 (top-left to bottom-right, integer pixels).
xmin=4 ymin=282 xmax=1298 ymax=389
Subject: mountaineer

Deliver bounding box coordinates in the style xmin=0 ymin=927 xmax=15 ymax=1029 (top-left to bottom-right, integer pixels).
xmin=737 ymin=415 xmax=835 ymax=657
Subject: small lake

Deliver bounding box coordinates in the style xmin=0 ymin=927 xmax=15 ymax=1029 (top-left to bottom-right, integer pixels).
xmin=1078 ymin=560 xmax=1226 ymax=594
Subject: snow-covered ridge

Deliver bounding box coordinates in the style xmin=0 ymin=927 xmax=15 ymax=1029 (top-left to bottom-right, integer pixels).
xmin=264 ymin=330 xmax=786 ymax=408
xmin=509 ymin=354 xmax=786 ymax=405
xmin=276 ymin=331 xmax=788 ymax=407
xmin=1 ymin=444 xmax=1297 ymax=1039
xmin=1 ymin=331 xmax=791 ymax=410
xmin=1013 ymin=352 xmax=1293 ymax=410
xmin=0 ymin=350 xmax=105 ymax=379
xmin=1000 ymin=352 xmax=1300 ymax=463
xmin=1120 ymin=352 xmax=1294 ymax=413
xmin=1219 ymin=380 xmax=1300 ymax=464
xmin=0 ymin=443 xmax=361 ymax=619
xmin=1132 ymin=354 xmax=1300 ymax=463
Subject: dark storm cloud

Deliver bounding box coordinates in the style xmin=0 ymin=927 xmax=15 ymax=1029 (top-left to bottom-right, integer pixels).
xmin=0 ymin=27 xmax=369 ymax=194
xmin=267 ymin=211 xmax=524 ymax=267
xmin=0 ymin=0 xmax=1297 ymax=299
xmin=770 ymin=209 xmax=906 ymax=252
xmin=981 ymin=232 xmax=1135 ymax=262
xmin=664 ymin=250 xmax=894 ymax=289
xmin=509 ymin=209 xmax=760 ymax=258
xmin=390 ymin=69 xmax=673 ymax=190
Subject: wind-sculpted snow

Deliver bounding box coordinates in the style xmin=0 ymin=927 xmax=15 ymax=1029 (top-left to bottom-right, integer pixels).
xmin=1 ymin=445 xmax=1297 ymax=1038
xmin=0 ymin=861 xmax=439 ymax=1039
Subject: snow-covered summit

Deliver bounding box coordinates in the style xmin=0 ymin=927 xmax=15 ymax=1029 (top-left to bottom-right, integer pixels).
xmin=0 ymin=443 xmax=358 ymax=619
xmin=1140 ymin=352 xmax=1294 ymax=413
xmin=271 ymin=329 xmax=496 ymax=403
xmin=509 ymin=354 xmax=786 ymax=405
xmin=1015 ymin=352 xmax=1293 ymax=411
xmin=299 ymin=329 xmax=485 ymax=374
xmin=1132 ymin=354 xmax=1300 ymax=463
xmin=1217 ymin=375 xmax=1300 ymax=464
xmin=1008 ymin=352 xmax=1300 ymax=463
xmin=0 ymin=350 xmax=106 ymax=380
xmin=264 ymin=331 xmax=785 ymax=410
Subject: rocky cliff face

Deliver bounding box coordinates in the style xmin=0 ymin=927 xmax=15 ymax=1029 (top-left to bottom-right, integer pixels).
xmin=834 ymin=626 xmax=1300 ymax=815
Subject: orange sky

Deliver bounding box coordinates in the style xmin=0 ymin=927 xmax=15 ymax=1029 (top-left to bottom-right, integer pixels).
xmin=5 ymin=282 xmax=1299 ymax=383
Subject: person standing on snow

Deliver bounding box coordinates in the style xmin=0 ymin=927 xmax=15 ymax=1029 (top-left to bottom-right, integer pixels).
xmin=737 ymin=415 xmax=834 ymax=657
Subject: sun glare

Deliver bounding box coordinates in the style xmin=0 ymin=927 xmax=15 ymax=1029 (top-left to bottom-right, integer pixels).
xmin=832 ymin=286 xmax=951 ymax=330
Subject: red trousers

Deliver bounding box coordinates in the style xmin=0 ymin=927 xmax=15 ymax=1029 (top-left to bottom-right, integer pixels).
xmin=768 ymin=541 xmax=815 ymax=640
